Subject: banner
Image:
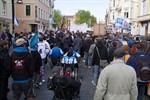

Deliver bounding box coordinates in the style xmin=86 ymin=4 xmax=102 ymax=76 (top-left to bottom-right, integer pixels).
xmin=115 ymin=17 xmax=130 ymax=30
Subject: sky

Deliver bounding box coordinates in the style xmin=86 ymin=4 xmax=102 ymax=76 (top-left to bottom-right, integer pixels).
xmin=54 ymin=0 xmax=109 ymax=22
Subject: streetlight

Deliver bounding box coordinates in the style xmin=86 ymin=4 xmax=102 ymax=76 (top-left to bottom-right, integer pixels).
xmin=12 ymin=0 xmax=23 ymax=33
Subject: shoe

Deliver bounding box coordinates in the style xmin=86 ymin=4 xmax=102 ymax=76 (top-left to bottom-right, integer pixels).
xmin=39 ymin=82 xmax=42 ymax=85
xmin=34 ymin=83 xmax=40 ymax=88
xmin=92 ymin=80 xmax=96 ymax=86
xmin=42 ymin=79 xmax=45 ymax=83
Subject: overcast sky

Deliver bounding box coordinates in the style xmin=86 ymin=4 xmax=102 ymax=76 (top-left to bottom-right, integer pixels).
xmin=54 ymin=0 xmax=109 ymax=22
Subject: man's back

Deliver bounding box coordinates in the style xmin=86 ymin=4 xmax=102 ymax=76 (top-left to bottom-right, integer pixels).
xmin=94 ymin=59 xmax=137 ymax=100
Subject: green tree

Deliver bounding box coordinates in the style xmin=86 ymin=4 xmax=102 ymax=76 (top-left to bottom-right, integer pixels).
xmin=75 ymin=10 xmax=97 ymax=27
xmin=53 ymin=10 xmax=62 ymax=29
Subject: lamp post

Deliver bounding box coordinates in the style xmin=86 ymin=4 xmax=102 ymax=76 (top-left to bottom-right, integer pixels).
xmin=12 ymin=0 xmax=23 ymax=33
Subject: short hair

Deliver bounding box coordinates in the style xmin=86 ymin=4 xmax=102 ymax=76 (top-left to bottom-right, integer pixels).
xmin=136 ymin=43 xmax=144 ymax=51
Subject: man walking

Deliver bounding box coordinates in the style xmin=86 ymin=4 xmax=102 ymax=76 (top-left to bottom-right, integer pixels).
xmin=94 ymin=48 xmax=138 ymax=100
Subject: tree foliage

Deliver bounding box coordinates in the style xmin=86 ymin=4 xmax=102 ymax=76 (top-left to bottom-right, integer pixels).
xmin=75 ymin=10 xmax=97 ymax=27
xmin=53 ymin=10 xmax=62 ymax=29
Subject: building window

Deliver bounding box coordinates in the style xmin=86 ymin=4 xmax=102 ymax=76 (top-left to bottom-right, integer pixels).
xmin=124 ymin=12 xmax=129 ymax=18
xmin=26 ymin=5 xmax=31 ymax=16
xmin=113 ymin=0 xmax=115 ymax=7
xmin=2 ymin=1 xmax=7 ymax=15
xmin=39 ymin=8 xmax=40 ymax=18
xmin=113 ymin=12 xmax=115 ymax=20
xmin=41 ymin=9 xmax=43 ymax=19
xmin=142 ymin=0 xmax=146 ymax=15
xmin=124 ymin=0 xmax=129 ymax=2
xmin=35 ymin=6 xmax=37 ymax=18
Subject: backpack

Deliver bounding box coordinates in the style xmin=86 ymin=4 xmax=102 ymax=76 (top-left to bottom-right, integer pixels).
xmin=135 ymin=54 xmax=150 ymax=82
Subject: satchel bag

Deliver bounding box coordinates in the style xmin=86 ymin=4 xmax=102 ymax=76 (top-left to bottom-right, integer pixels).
xmin=96 ymin=47 xmax=108 ymax=68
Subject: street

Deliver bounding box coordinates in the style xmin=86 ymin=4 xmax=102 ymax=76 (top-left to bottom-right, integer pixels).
xmin=8 ymin=59 xmax=96 ymax=100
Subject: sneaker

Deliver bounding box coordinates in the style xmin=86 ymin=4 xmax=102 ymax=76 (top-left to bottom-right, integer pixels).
xmin=34 ymin=84 xmax=40 ymax=88
xmin=92 ymin=80 xmax=96 ymax=86
xmin=39 ymin=82 xmax=42 ymax=85
xmin=42 ymin=79 xmax=45 ymax=83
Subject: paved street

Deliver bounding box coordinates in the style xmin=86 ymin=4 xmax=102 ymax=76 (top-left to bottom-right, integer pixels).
xmin=8 ymin=59 xmax=96 ymax=100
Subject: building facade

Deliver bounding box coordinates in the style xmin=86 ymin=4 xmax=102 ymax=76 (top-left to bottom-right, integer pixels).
xmin=108 ymin=0 xmax=138 ymax=26
xmin=49 ymin=0 xmax=55 ymax=30
xmin=0 ymin=0 xmax=12 ymax=33
xmin=14 ymin=0 xmax=51 ymax=33
xmin=137 ymin=0 xmax=150 ymax=36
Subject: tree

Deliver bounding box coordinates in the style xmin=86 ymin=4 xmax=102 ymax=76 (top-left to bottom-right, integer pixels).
xmin=75 ymin=10 xmax=97 ymax=27
xmin=53 ymin=10 xmax=62 ymax=29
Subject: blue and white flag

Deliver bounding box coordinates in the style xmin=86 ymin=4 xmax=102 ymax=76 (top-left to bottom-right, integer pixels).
xmin=14 ymin=16 xmax=19 ymax=26
xmin=30 ymin=32 xmax=38 ymax=51
xmin=115 ymin=17 xmax=130 ymax=30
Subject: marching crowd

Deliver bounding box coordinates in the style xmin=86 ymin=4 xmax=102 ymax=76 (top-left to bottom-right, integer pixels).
xmin=0 ymin=29 xmax=150 ymax=100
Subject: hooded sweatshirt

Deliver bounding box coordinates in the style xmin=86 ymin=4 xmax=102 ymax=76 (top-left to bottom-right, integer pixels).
xmin=11 ymin=47 xmax=34 ymax=82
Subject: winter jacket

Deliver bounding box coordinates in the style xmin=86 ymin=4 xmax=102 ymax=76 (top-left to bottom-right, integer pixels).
xmin=83 ymin=39 xmax=93 ymax=53
xmin=126 ymin=51 xmax=150 ymax=83
xmin=73 ymin=37 xmax=82 ymax=52
xmin=11 ymin=47 xmax=34 ymax=81
xmin=92 ymin=43 xmax=109 ymax=66
xmin=94 ymin=59 xmax=138 ymax=100
xmin=0 ymin=46 xmax=10 ymax=78
xmin=31 ymin=51 xmax=42 ymax=74
xmin=50 ymin=46 xmax=64 ymax=57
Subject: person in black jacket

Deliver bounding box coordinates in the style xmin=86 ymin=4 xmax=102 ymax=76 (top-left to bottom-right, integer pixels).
xmin=10 ymin=38 xmax=34 ymax=100
xmin=92 ymin=37 xmax=109 ymax=86
xmin=47 ymin=67 xmax=82 ymax=99
xmin=0 ymin=40 xmax=11 ymax=100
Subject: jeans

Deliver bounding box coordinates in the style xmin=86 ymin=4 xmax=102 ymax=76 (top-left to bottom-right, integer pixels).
xmin=41 ymin=58 xmax=46 ymax=80
xmin=137 ymin=82 xmax=147 ymax=100
xmin=12 ymin=80 xmax=32 ymax=100
xmin=93 ymin=65 xmax=102 ymax=85
xmin=84 ymin=52 xmax=90 ymax=67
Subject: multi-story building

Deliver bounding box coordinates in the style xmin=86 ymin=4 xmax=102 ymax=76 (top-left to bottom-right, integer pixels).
xmin=137 ymin=0 xmax=150 ymax=36
xmin=108 ymin=0 xmax=138 ymax=26
xmin=14 ymin=0 xmax=52 ymax=33
xmin=49 ymin=0 xmax=55 ymax=30
xmin=0 ymin=0 xmax=12 ymax=33
xmin=63 ymin=15 xmax=76 ymax=30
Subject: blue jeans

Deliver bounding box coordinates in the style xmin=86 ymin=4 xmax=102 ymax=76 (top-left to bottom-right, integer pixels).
xmin=137 ymin=82 xmax=147 ymax=100
xmin=93 ymin=65 xmax=102 ymax=85
xmin=84 ymin=52 xmax=90 ymax=67
xmin=41 ymin=58 xmax=46 ymax=80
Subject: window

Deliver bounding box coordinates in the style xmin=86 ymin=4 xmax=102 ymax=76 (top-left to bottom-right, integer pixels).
xmin=113 ymin=0 xmax=115 ymax=7
xmin=2 ymin=1 xmax=7 ymax=15
xmin=124 ymin=12 xmax=129 ymax=18
xmin=39 ymin=8 xmax=40 ymax=18
xmin=41 ymin=9 xmax=43 ymax=19
xmin=44 ymin=11 xmax=45 ymax=20
xmin=124 ymin=0 xmax=129 ymax=2
xmin=35 ymin=6 xmax=37 ymax=18
xmin=113 ymin=12 xmax=115 ymax=20
xmin=142 ymin=0 xmax=146 ymax=15
xmin=26 ymin=5 xmax=31 ymax=16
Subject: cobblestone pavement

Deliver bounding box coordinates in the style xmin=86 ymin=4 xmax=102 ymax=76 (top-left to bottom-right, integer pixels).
xmin=8 ymin=59 xmax=96 ymax=100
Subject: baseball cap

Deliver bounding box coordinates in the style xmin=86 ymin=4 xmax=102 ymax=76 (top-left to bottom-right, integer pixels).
xmin=114 ymin=48 xmax=127 ymax=58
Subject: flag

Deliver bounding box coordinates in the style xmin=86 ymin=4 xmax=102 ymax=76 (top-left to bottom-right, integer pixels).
xmin=30 ymin=32 xmax=38 ymax=51
xmin=115 ymin=17 xmax=131 ymax=30
xmin=14 ymin=16 xmax=19 ymax=26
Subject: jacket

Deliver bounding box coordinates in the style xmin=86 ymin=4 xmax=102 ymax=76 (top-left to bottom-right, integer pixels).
xmin=126 ymin=51 xmax=150 ymax=83
xmin=11 ymin=47 xmax=34 ymax=81
xmin=92 ymin=43 xmax=109 ymax=66
xmin=83 ymin=39 xmax=93 ymax=53
xmin=94 ymin=59 xmax=138 ymax=100
xmin=73 ymin=37 xmax=82 ymax=51
xmin=0 ymin=46 xmax=10 ymax=78
xmin=31 ymin=51 xmax=42 ymax=74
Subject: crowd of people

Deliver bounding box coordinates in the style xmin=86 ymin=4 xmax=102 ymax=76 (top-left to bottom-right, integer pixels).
xmin=0 ymin=29 xmax=150 ymax=100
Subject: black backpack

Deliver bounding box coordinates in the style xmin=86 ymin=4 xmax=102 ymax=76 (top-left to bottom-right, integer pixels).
xmin=135 ymin=54 xmax=150 ymax=81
